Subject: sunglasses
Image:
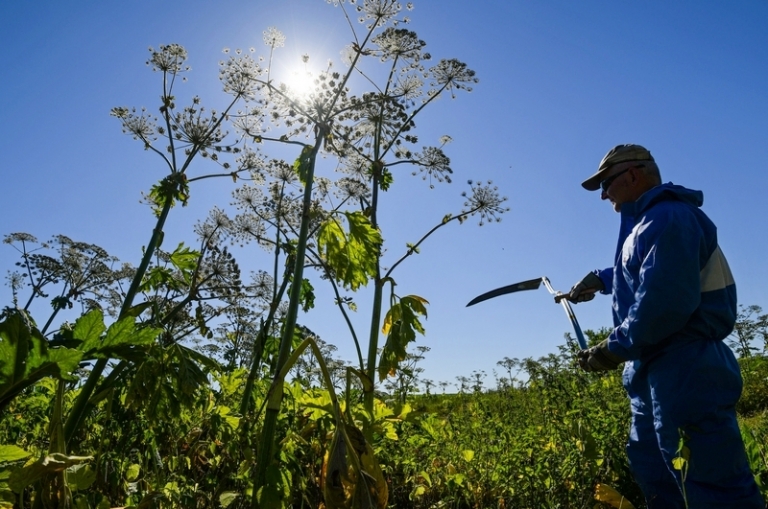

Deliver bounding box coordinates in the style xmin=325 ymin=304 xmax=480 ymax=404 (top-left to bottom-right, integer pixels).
xmin=600 ymin=165 xmax=643 ymax=192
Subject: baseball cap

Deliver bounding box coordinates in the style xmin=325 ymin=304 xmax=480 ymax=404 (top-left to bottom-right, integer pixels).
xmin=582 ymin=144 xmax=654 ymax=191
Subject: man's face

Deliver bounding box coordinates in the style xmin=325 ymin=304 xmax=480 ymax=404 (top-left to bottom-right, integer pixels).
xmin=599 ymin=163 xmax=639 ymax=212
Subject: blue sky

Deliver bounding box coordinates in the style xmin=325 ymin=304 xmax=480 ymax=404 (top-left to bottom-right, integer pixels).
xmin=1 ymin=1 xmax=767 ymax=389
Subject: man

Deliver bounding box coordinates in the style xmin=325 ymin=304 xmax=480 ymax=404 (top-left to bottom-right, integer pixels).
xmin=569 ymin=144 xmax=764 ymax=508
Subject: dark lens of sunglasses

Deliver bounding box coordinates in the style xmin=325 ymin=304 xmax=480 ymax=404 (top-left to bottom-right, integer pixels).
xmin=601 ymin=168 xmax=629 ymax=191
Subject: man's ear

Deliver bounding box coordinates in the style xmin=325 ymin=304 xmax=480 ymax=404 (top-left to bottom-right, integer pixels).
xmin=628 ymin=166 xmax=639 ymax=184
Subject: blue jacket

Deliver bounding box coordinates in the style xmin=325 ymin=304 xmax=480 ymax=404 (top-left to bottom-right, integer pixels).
xmin=596 ymin=183 xmax=737 ymax=361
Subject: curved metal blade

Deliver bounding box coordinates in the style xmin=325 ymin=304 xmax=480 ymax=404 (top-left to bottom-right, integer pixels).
xmin=466 ymin=277 xmax=543 ymax=307
xmin=542 ymin=277 xmax=587 ymax=349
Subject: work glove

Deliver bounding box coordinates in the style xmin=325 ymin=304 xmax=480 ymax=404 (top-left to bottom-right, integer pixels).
xmin=577 ymin=340 xmax=624 ymax=372
xmin=568 ymin=272 xmax=605 ymax=303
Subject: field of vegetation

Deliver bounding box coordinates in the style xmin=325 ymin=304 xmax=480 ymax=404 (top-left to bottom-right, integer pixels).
xmin=2 ymin=1 xmax=767 ymax=508
xmin=4 ymin=318 xmax=768 ymax=509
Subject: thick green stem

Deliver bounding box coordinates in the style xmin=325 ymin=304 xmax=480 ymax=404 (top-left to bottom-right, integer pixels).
xmin=239 ymin=323 xmax=268 ymax=417
xmin=63 ymin=200 xmax=173 ymax=446
xmin=364 ymin=271 xmax=383 ymax=413
xmin=363 ymin=157 xmax=382 ymax=415
xmin=252 ymin=132 xmax=326 ymax=506
xmin=239 ymin=271 xmax=289 ymax=418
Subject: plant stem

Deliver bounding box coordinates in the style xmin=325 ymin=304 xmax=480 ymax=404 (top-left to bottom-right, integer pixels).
xmin=239 ymin=272 xmax=290 ymax=418
xmin=252 ymin=131 xmax=326 ymax=504
xmin=63 ymin=200 xmax=173 ymax=446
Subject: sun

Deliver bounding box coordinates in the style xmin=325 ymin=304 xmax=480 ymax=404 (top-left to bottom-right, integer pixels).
xmin=280 ymin=55 xmax=316 ymax=102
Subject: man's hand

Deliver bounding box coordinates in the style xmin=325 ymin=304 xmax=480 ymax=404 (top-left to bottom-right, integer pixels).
xmin=577 ymin=340 xmax=624 ymax=372
xmin=568 ymin=272 xmax=605 ymax=303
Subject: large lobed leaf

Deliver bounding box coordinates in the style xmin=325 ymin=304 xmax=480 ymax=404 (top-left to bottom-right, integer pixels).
xmin=0 ymin=445 xmax=32 ymax=464
xmin=8 ymin=453 xmax=93 ymax=494
xmin=378 ymin=295 xmax=428 ymax=381
xmin=0 ymin=312 xmax=82 ymax=409
xmin=74 ymin=309 xmax=159 ymax=360
xmin=318 ymin=212 xmax=382 ymax=291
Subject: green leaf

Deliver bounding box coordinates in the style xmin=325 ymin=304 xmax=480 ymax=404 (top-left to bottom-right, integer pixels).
xmin=214 ymin=368 xmax=248 ymax=398
xmin=125 ymin=464 xmax=141 ymax=482
xmin=79 ymin=311 xmax=161 ymax=360
xmin=93 ymin=315 xmax=159 ymax=359
xmin=8 ymin=453 xmax=92 ymax=493
xmin=411 ymin=485 xmax=426 ymax=498
xmin=125 ymin=343 xmax=218 ymax=420
xmin=378 ymin=295 xmax=429 ymax=381
xmin=168 ymin=243 xmax=200 ymax=274
xmin=137 ymin=243 xmax=199 ymax=293
xmin=451 ymin=473 xmax=465 ymax=485
xmin=379 ymin=167 xmax=394 ymax=191
xmin=219 ymin=492 xmax=240 ymax=508
xmin=461 ymin=450 xmax=475 ymax=462
xmin=124 ymin=300 xmax=153 ymax=318
xmin=258 ymin=464 xmax=291 ymax=509
xmin=73 ymin=309 xmax=107 ymax=354
xmin=215 ymin=406 xmax=241 ymax=429
xmin=293 ymin=145 xmax=313 ymax=184
xmin=148 ymin=174 xmax=190 ymax=216
xmin=0 ymin=445 xmax=32 ymax=464
xmin=142 ymin=264 xmax=190 ymax=292
xmin=288 ymin=278 xmax=315 ymax=312
xmin=318 ymin=212 xmax=381 ymax=291
xmin=67 ymin=464 xmax=96 ymax=491
xmin=0 ymin=312 xmax=83 ymax=409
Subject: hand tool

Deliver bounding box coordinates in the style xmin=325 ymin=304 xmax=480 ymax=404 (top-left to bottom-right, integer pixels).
xmin=466 ymin=276 xmax=588 ymax=349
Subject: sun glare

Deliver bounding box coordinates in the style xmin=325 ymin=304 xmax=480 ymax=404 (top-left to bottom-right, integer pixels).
xmin=285 ymin=71 xmax=314 ymax=100
xmin=281 ymin=55 xmax=316 ymax=102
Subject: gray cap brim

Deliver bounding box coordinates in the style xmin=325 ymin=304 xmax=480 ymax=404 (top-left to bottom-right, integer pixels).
xmin=582 ymin=144 xmax=654 ymax=191
xmin=582 ymin=168 xmax=612 ymax=191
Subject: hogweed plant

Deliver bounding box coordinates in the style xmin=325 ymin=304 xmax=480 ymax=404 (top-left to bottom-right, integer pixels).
xmin=65 ymin=41 xmax=268 ymax=447
xmin=0 ymin=39 xmax=271 ymax=508
xmin=200 ymin=1 xmax=509 ymax=503
xmin=1 ymin=1 xmax=510 ymax=507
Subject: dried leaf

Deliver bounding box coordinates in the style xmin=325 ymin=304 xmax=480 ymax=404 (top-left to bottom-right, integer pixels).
xmin=322 ymin=423 xmax=388 ymax=509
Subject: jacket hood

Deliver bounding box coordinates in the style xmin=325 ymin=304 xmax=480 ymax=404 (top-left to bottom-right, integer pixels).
xmin=628 ymin=183 xmax=704 ymax=217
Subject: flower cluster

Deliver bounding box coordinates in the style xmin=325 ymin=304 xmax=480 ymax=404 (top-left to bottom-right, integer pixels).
xmin=356 ymin=0 xmax=404 ymax=26
xmin=335 ymin=176 xmax=371 ymax=201
xmin=231 ymin=107 xmax=268 ymax=139
xmin=146 ymin=44 xmax=190 ymax=74
xmin=393 ymin=75 xmax=424 ymax=102
xmin=235 ymin=148 xmax=266 ymax=181
xmin=110 ymin=107 xmax=158 ymax=144
xmin=411 ymin=146 xmax=452 ymax=185
xmin=339 ymin=153 xmax=372 ymax=181
xmin=194 ymin=206 xmax=233 ymax=246
xmin=4 ymin=232 xmax=41 ymax=246
xmin=220 ymin=53 xmax=263 ymax=99
xmin=172 ymin=106 xmax=225 ymax=148
xmin=263 ymin=27 xmax=286 ymax=49
xmin=430 ymin=58 xmax=478 ymax=96
xmin=247 ymin=270 xmax=274 ymax=301
xmin=461 ymin=180 xmax=510 ymax=226
xmin=371 ymin=27 xmax=426 ymax=64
